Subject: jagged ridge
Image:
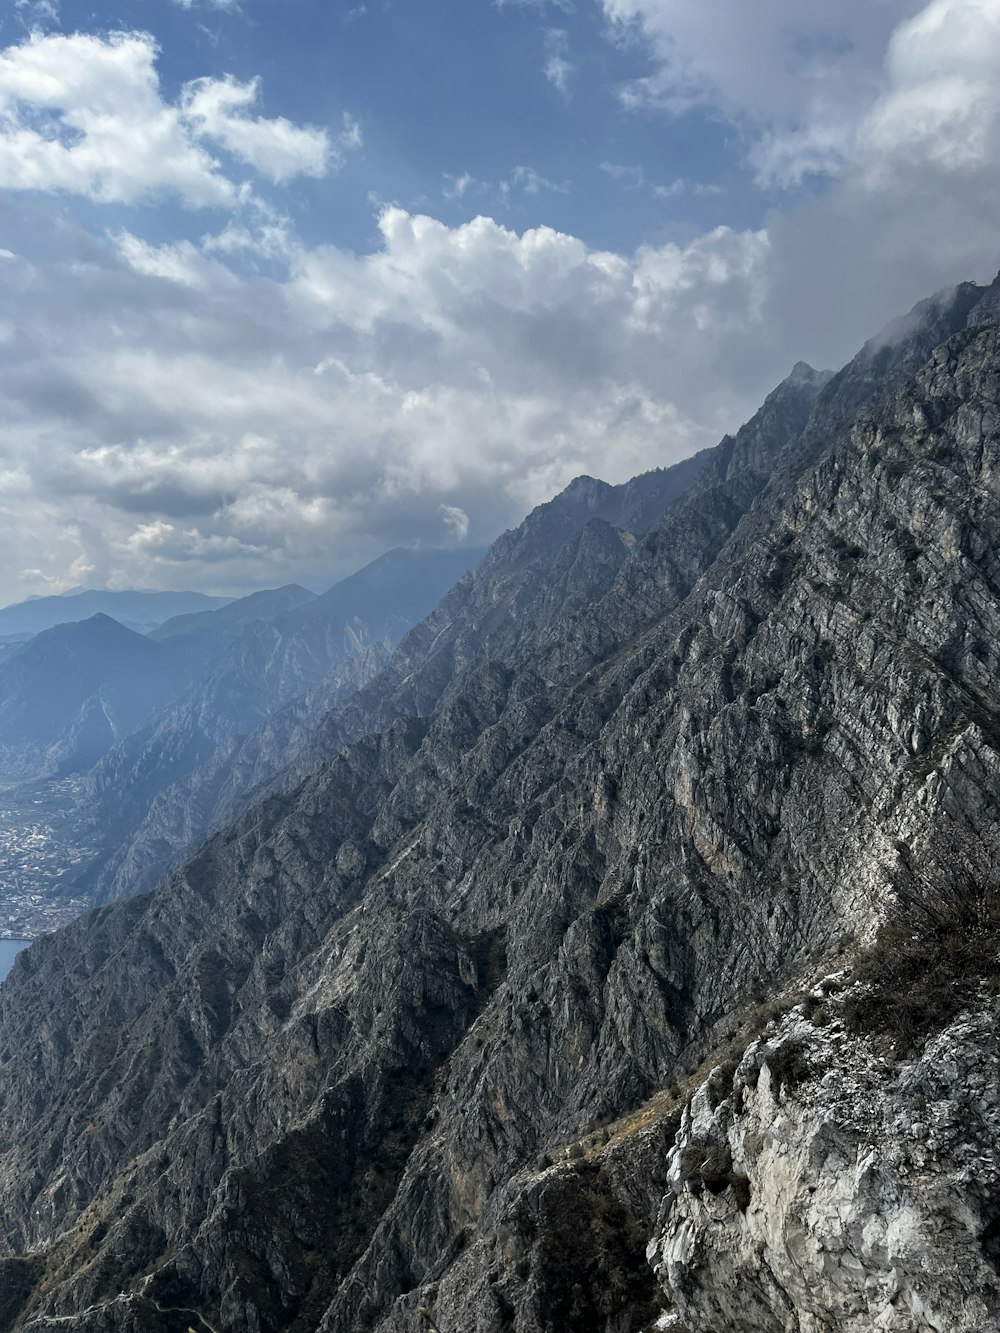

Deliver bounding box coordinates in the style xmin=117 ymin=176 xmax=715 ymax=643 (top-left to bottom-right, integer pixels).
xmin=1 ymin=277 xmax=1000 ymax=1332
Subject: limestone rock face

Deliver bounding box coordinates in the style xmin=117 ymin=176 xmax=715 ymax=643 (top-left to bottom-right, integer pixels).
xmin=1 ymin=276 xmax=1000 ymax=1332
xmin=651 ymin=998 xmax=1000 ymax=1333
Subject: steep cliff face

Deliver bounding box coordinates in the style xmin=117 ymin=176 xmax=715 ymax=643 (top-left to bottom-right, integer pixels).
xmin=651 ymin=990 xmax=1000 ymax=1332
xmin=85 ymin=457 xmax=714 ymax=907
xmin=0 ymin=278 xmax=999 ymax=1333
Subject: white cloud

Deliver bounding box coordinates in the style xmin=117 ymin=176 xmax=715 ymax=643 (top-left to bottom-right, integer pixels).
xmin=599 ymin=0 xmax=1000 ymax=195
xmin=543 ymin=28 xmax=574 ymax=97
xmin=0 ymin=30 xmax=353 ymax=208
xmin=14 ymin=0 xmax=60 ymax=27
xmin=651 ymin=178 xmax=723 ymax=200
xmin=859 ymin=0 xmax=1000 ymax=179
xmin=507 ymin=164 xmax=569 ymax=196
xmin=439 ymin=505 xmax=470 ymax=541
xmin=495 ymin=0 xmax=576 ymax=11
xmin=599 ymin=162 xmax=724 ymax=202
xmin=172 ymin=0 xmax=243 ymax=12
xmin=442 ymin=165 xmax=569 ymax=207
xmin=600 ymin=162 xmax=644 ymax=187
xmin=443 ymin=171 xmax=478 ymax=200
xmin=602 ymin=0 xmax=923 ymax=185
xmin=603 ymin=1 xmax=913 ymax=119
xmin=0 ymin=202 xmax=769 ymax=599
xmin=180 ymin=77 xmax=342 ymax=183
xmin=113 ymin=231 xmax=228 ymax=288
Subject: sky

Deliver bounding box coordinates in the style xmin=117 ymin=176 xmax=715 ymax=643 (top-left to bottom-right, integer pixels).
xmin=0 ymin=0 xmax=998 ymax=600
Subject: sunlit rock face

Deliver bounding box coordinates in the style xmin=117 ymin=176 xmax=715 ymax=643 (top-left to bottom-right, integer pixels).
xmin=651 ymin=998 xmax=1000 ymax=1333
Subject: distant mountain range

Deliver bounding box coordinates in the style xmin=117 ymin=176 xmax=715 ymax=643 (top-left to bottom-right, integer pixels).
xmin=0 ymin=547 xmax=486 ymax=902
xmin=0 ymin=614 xmax=191 ymax=780
xmin=0 ymin=588 xmax=233 ymax=638
xmin=79 ymin=545 xmax=485 ymax=899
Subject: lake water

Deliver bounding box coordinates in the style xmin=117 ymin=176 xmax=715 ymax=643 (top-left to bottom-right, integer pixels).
xmin=0 ymin=938 xmax=29 ymax=982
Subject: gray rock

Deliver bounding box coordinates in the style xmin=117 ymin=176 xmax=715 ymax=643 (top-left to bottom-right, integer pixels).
xmin=1 ymin=274 xmax=1000 ymax=1332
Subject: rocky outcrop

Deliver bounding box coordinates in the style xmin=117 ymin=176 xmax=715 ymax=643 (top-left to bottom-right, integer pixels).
xmin=1 ymin=276 xmax=1000 ymax=1333
xmin=651 ymin=990 xmax=1000 ymax=1331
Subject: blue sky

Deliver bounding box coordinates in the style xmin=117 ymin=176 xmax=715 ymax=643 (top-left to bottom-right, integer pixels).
xmin=4 ymin=0 xmax=749 ymax=256
xmin=0 ymin=0 xmax=997 ymax=599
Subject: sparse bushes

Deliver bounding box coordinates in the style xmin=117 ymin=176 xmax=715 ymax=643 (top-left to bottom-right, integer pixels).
xmin=843 ymin=849 xmax=1000 ymax=1056
xmin=764 ymin=1040 xmax=812 ymax=1090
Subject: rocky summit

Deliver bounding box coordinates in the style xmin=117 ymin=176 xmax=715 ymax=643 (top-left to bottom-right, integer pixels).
xmin=2 ymin=274 xmax=1000 ymax=1332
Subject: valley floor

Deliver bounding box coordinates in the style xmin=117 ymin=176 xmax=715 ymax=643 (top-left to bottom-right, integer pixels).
xmin=0 ymin=779 xmax=95 ymax=938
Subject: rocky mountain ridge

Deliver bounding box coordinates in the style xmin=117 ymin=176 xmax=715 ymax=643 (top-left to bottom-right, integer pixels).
xmin=74 ymin=546 xmax=485 ymax=904
xmin=81 ymin=465 xmax=710 ymax=907
xmin=1 ymin=274 xmax=1000 ymax=1332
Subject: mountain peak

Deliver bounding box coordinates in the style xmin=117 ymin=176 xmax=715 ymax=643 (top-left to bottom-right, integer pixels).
xmin=557 ymin=474 xmax=614 ymax=506
xmin=967 ymin=268 xmax=1000 ymax=328
xmin=787 ymin=359 xmax=830 ymax=384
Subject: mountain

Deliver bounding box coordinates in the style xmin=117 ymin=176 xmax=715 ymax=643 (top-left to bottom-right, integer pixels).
xmin=79 ymin=469 xmax=715 ymax=907
xmin=0 ymin=589 xmax=233 ymax=638
xmin=1 ymin=275 xmax=1000 ymax=1332
xmin=148 ymin=585 xmax=319 ymax=669
xmin=0 ymin=615 xmax=193 ymax=780
xmin=68 ymin=547 xmax=487 ymax=903
xmin=150 ymin=584 xmax=316 ymax=643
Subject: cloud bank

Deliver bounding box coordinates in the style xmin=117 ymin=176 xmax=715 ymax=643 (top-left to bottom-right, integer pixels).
xmin=0 ymin=4 xmax=998 ymax=601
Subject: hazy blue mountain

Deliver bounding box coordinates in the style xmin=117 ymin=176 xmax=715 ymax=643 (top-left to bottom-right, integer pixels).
xmin=148 ymin=584 xmax=318 ymax=671
xmin=0 ymin=589 xmax=233 ymax=638
xmin=273 ymin=545 xmax=486 ymax=640
xmin=0 ymin=615 xmax=193 ymax=779
xmin=75 ymin=546 xmax=487 ymax=899
xmin=150 ymin=584 xmax=316 ymax=644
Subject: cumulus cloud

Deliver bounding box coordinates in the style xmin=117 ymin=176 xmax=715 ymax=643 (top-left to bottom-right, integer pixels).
xmin=860 ymin=0 xmax=1000 ymax=178
xmin=180 ymin=77 xmax=351 ymax=183
xmin=0 ymin=30 xmax=353 ymax=208
xmin=0 ymin=0 xmax=998 ymax=608
xmin=0 ymin=202 xmax=769 ymax=599
xmin=592 ymin=0 xmax=1000 ymax=359
xmin=602 ymin=0 xmax=919 ymax=183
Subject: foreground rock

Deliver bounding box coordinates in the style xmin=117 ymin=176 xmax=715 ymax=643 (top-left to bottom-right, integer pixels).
xmin=652 ymin=989 xmax=1000 ymax=1332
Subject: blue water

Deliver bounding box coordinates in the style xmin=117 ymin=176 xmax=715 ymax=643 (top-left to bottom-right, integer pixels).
xmin=0 ymin=938 xmax=29 ymax=982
